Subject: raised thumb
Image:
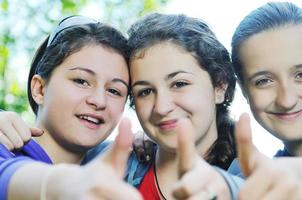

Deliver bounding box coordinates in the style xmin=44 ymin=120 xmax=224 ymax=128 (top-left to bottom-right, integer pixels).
xmin=101 ymin=117 xmax=133 ymax=178
xmin=235 ymin=113 xmax=260 ymax=177
xmin=177 ymin=119 xmax=197 ymax=178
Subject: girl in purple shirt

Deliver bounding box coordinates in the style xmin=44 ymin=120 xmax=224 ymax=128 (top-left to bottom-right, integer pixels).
xmin=0 ymin=15 xmax=141 ymax=200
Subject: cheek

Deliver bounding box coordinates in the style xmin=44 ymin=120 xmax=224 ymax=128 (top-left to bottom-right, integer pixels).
xmin=107 ymin=99 xmax=126 ymax=119
xmin=135 ymin=100 xmax=152 ymax=121
xmin=247 ymin=88 xmax=271 ymax=112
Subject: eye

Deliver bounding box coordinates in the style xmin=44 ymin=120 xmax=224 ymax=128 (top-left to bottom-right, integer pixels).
xmin=295 ymin=71 xmax=302 ymax=81
xmin=107 ymin=88 xmax=122 ymax=96
xmin=136 ymin=88 xmax=153 ymax=97
xmin=171 ymin=81 xmax=189 ymax=89
xmin=254 ymin=78 xmax=273 ymax=87
xmin=73 ymin=78 xmax=90 ymax=87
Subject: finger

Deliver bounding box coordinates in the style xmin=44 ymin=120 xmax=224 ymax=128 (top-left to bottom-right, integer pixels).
xmin=173 ymin=161 xmax=228 ymax=200
xmin=11 ymin=117 xmax=32 ymax=143
xmin=30 ymin=127 xmax=44 ymax=137
xmin=0 ymin=123 xmax=24 ymax=149
xmin=235 ymin=113 xmax=258 ymax=176
xmin=102 ymin=117 xmax=133 ymax=177
xmin=259 ymin=173 xmax=302 ymax=200
xmin=177 ymin=119 xmax=196 ymax=178
xmin=238 ymin=167 xmax=273 ymax=200
xmin=0 ymin=131 xmax=14 ymax=150
xmin=95 ymin=181 xmax=142 ymax=200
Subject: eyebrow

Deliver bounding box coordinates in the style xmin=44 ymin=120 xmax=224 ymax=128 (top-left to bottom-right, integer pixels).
xmin=69 ymin=67 xmax=96 ymax=75
xmin=247 ymin=71 xmax=270 ymax=82
xmin=132 ymin=70 xmax=192 ymax=88
xmin=69 ymin=67 xmax=129 ymax=88
xmin=248 ymin=64 xmax=302 ymax=81
xmin=294 ymin=64 xmax=302 ymax=70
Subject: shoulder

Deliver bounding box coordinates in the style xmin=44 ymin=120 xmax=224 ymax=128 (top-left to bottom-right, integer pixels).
xmin=0 ymin=144 xmax=38 ymax=200
xmin=82 ymin=140 xmax=113 ymax=164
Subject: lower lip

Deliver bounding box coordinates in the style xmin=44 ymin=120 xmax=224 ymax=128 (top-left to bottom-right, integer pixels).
xmin=274 ymin=110 xmax=302 ymax=121
xmin=78 ymin=118 xmax=101 ymax=130
xmin=159 ymin=121 xmax=177 ymax=131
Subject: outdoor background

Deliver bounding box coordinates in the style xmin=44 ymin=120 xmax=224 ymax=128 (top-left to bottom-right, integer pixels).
xmin=1 ymin=0 xmax=301 ymax=157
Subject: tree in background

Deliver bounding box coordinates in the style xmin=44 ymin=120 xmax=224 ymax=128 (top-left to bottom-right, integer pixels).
xmin=0 ymin=0 xmax=169 ymax=122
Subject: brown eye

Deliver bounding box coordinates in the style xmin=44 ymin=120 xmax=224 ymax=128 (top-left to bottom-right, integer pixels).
xmin=295 ymin=71 xmax=302 ymax=80
xmin=137 ymin=88 xmax=153 ymax=97
xmin=254 ymin=78 xmax=273 ymax=87
xmin=73 ymin=78 xmax=90 ymax=87
xmin=172 ymin=81 xmax=189 ymax=88
xmin=107 ymin=88 xmax=121 ymax=96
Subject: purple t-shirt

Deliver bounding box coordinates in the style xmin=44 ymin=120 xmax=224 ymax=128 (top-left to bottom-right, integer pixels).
xmin=0 ymin=139 xmax=52 ymax=200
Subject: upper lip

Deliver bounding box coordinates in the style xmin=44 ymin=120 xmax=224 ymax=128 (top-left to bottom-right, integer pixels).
xmin=157 ymin=119 xmax=178 ymax=126
xmin=76 ymin=113 xmax=105 ymax=124
xmin=268 ymin=109 xmax=302 ymax=116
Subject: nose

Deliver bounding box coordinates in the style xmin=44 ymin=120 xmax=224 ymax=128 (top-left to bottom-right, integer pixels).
xmin=275 ymin=82 xmax=298 ymax=111
xmin=86 ymin=89 xmax=107 ymax=110
xmin=153 ymin=91 xmax=175 ymax=116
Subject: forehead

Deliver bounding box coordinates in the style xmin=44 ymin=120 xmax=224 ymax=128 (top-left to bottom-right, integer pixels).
xmin=60 ymin=45 xmax=129 ymax=80
xmin=239 ymin=25 xmax=302 ymax=75
xmin=130 ymin=42 xmax=200 ymax=78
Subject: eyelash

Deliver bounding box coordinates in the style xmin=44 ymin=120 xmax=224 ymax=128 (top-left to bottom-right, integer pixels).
xmin=136 ymin=88 xmax=153 ymax=97
xmin=73 ymin=78 xmax=90 ymax=87
xmin=135 ymin=80 xmax=190 ymax=98
xmin=295 ymin=71 xmax=302 ymax=81
xmin=171 ymin=81 xmax=189 ymax=88
xmin=254 ymin=78 xmax=273 ymax=87
xmin=107 ymin=88 xmax=122 ymax=96
xmin=73 ymin=78 xmax=124 ymax=97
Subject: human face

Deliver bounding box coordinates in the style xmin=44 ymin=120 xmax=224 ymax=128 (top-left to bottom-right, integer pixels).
xmin=131 ymin=42 xmax=225 ymax=153
xmin=36 ymin=45 xmax=129 ymax=152
xmin=239 ymin=25 xmax=302 ymax=142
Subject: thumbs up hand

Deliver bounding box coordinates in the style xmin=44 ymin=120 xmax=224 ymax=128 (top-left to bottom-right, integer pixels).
xmin=236 ymin=113 xmax=302 ymax=200
xmin=45 ymin=118 xmax=142 ymax=200
xmin=172 ymin=119 xmax=231 ymax=200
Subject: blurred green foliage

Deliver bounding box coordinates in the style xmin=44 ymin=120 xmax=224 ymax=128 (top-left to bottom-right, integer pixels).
xmin=0 ymin=0 xmax=169 ymax=123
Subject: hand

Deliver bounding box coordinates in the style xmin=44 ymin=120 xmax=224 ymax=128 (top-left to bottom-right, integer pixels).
xmin=133 ymin=131 xmax=155 ymax=163
xmin=236 ymin=113 xmax=302 ymax=200
xmin=47 ymin=118 xmax=142 ymax=200
xmin=0 ymin=111 xmax=43 ymax=150
xmin=172 ymin=119 xmax=231 ymax=200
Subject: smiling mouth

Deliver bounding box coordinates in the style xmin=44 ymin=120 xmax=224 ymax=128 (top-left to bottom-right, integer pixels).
xmin=158 ymin=119 xmax=178 ymax=130
xmin=270 ymin=110 xmax=302 ymax=121
xmin=76 ymin=114 xmax=104 ymax=125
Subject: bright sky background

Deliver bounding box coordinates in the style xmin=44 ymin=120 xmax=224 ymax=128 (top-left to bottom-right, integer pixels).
xmin=100 ymin=0 xmax=302 ymax=157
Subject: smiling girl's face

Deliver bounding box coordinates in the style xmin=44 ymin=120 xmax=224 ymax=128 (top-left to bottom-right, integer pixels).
xmin=239 ymin=25 xmax=302 ymax=142
xmin=33 ymin=45 xmax=129 ymax=152
xmin=131 ymin=42 xmax=226 ymax=153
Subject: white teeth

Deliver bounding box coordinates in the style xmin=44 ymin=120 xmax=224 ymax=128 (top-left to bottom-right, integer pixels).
xmin=79 ymin=115 xmax=100 ymax=124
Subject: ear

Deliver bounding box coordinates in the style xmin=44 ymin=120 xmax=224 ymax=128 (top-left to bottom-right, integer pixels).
xmin=31 ymin=75 xmax=46 ymax=105
xmin=214 ymin=83 xmax=228 ymax=104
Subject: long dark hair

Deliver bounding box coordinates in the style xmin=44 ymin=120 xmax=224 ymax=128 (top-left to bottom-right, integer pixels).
xmin=128 ymin=13 xmax=236 ymax=169
xmin=231 ymin=1 xmax=302 ymax=85
xmin=28 ymin=16 xmax=129 ymax=115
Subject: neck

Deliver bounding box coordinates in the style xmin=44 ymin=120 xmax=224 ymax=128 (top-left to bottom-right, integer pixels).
xmin=195 ymin=122 xmax=218 ymax=158
xmin=35 ymin=130 xmax=84 ymax=165
xmin=283 ymin=140 xmax=302 ymax=156
xmin=155 ymin=148 xmax=179 ymax=200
